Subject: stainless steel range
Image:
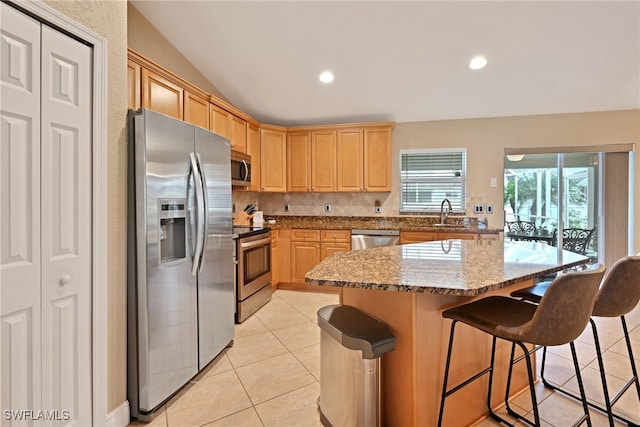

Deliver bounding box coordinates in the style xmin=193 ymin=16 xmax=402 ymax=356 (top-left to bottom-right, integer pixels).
xmin=233 ymin=227 xmax=272 ymax=323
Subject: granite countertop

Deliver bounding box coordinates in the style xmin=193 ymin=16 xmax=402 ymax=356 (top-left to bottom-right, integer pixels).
xmin=265 ymin=215 xmax=502 ymax=234
xmin=305 ymin=239 xmax=589 ymax=296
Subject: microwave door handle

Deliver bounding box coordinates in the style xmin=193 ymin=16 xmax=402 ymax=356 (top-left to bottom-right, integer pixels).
xmin=240 ymin=236 xmax=271 ymax=250
xmin=196 ymin=153 xmax=208 ymax=272
xmin=241 ymin=159 xmax=249 ymax=183
xmin=189 ymin=152 xmax=205 ymax=276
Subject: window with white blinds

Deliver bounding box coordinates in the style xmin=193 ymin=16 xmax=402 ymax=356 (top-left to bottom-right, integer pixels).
xmin=400 ymin=149 xmax=467 ymax=213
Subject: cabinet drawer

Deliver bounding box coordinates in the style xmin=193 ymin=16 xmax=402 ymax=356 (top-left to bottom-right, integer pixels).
xmin=291 ymin=229 xmax=321 ymax=242
xmin=321 ymin=229 xmax=351 ymax=243
xmin=439 ymin=232 xmax=476 ymax=241
xmin=400 ymin=231 xmax=438 ymax=244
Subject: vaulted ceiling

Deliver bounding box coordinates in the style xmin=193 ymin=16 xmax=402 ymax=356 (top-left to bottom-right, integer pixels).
xmin=131 ymin=1 xmax=640 ymax=127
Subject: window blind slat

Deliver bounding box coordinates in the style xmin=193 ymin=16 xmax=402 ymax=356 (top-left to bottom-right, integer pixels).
xmin=400 ymin=150 xmax=467 ymax=213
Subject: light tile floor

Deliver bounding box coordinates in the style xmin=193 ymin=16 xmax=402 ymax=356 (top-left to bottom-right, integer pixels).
xmin=130 ymin=290 xmax=640 ymax=427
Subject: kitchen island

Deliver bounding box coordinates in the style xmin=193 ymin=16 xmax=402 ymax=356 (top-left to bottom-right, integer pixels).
xmin=306 ymin=239 xmax=589 ymax=426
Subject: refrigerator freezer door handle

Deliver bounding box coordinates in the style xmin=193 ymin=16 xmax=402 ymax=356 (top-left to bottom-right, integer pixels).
xmin=189 ymin=152 xmax=205 ymax=276
xmin=195 ymin=153 xmax=208 ymax=272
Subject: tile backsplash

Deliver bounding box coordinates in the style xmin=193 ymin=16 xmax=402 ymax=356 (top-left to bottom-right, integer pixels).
xmin=232 ymin=191 xmax=399 ymax=218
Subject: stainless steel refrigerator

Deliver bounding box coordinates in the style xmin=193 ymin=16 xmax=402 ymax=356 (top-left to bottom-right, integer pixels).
xmin=127 ymin=109 xmax=235 ymax=420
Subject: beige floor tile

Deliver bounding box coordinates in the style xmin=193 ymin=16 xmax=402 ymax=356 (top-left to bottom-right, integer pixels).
xmin=576 ymin=325 xmax=624 ymax=351
xmin=537 ymin=392 xmax=593 ymax=426
xmin=608 ymin=335 xmax=639 ymax=361
xmin=294 ymin=301 xmax=332 ymax=322
xmin=205 ymin=408 xmax=264 ymax=427
xmin=255 ymin=382 xmax=322 ymax=427
xmin=563 ymin=366 xmax=640 ymax=424
xmin=272 ymin=320 xmax=320 ymax=351
xmin=194 ymin=350 xmax=234 ymax=381
xmin=293 ymin=343 xmax=321 ymax=380
xmin=166 ymin=370 xmax=252 ymax=427
xmin=236 ymin=353 xmax=316 ymax=405
xmin=589 ymin=348 xmax=638 ymax=382
xmin=234 ymin=314 xmax=269 ymax=339
xmin=256 ymin=305 xmax=311 ymax=331
xmin=226 ymin=330 xmax=288 ymax=368
xmin=545 ymin=340 xmax=597 ymax=367
xmin=257 ymin=297 xmax=293 ymax=314
xmin=536 ymin=351 xmax=582 ymax=387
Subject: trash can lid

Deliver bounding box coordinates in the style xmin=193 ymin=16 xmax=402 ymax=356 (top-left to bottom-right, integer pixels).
xmin=317 ymin=305 xmax=395 ymax=359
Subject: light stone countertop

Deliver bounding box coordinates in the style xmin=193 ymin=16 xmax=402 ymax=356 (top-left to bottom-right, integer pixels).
xmin=265 ymin=215 xmax=502 ymax=234
xmin=305 ymin=239 xmax=589 ymax=296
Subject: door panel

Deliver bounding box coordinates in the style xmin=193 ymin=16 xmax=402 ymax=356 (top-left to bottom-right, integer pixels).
xmin=40 ymin=24 xmax=92 ymax=425
xmin=0 ymin=2 xmax=42 ymax=415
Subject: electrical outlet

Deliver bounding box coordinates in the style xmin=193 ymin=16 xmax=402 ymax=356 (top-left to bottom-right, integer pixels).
xmin=325 ymin=204 xmax=331 ymax=212
xmin=284 ymin=204 xmax=290 ymax=213
xmin=474 ymin=205 xmax=484 ymax=214
xmin=375 ymin=207 xmax=382 ymax=214
xmin=486 ymin=205 xmax=494 ymax=214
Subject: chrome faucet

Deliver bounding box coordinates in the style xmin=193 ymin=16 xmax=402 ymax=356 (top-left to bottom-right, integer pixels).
xmin=440 ymin=199 xmax=452 ymax=224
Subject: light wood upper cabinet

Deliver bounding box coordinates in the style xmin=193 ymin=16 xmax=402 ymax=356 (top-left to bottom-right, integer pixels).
xmin=337 ymin=128 xmax=364 ymax=191
xmin=364 ymin=127 xmax=392 ymax=191
xmin=311 ymin=130 xmax=337 ymax=192
xmin=141 ymin=68 xmax=184 ymax=120
xmin=127 ymin=59 xmax=141 ymax=110
xmin=260 ymin=125 xmax=287 ymax=192
xmin=231 ymin=115 xmax=247 ymax=153
xmin=287 ymin=131 xmax=312 ymax=192
xmin=209 ymin=103 xmax=231 ymax=139
xmin=184 ymin=91 xmax=209 ymax=129
xmin=246 ymin=122 xmax=261 ymax=192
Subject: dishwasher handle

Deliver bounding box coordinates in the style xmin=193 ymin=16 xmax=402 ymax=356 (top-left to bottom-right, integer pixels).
xmin=351 ymin=229 xmax=400 ymax=236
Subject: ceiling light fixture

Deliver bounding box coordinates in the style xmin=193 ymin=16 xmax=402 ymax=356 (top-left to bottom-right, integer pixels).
xmin=469 ymin=56 xmax=487 ymax=70
xmin=506 ymin=154 xmax=525 ymax=162
xmin=319 ymin=71 xmax=334 ymax=83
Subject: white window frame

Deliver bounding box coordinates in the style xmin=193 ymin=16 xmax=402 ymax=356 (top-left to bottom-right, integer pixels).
xmin=399 ymin=148 xmax=467 ymax=214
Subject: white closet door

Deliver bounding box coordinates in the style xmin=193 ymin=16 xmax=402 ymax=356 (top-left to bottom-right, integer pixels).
xmin=40 ymin=25 xmax=92 ymax=425
xmin=0 ymin=3 xmax=43 ymax=415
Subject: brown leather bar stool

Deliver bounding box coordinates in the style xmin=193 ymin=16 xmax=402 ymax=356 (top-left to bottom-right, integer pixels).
xmin=511 ymin=256 xmax=640 ymax=426
xmin=437 ymin=265 xmax=605 ymax=427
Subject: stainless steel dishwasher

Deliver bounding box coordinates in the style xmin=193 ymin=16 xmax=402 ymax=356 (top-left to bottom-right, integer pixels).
xmin=351 ymin=229 xmax=400 ymax=250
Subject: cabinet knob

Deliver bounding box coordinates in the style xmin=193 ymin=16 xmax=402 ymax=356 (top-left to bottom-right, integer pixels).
xmin=60 ymin=274 xmax=72 ymax=285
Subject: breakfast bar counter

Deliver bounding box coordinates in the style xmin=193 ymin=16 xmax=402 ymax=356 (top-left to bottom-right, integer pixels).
xmin=306 ymin=239 xmax=589 ymax=426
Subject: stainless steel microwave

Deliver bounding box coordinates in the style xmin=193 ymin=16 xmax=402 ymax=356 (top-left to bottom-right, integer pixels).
xmin=231 ymin=150 xmax=251 ymax=187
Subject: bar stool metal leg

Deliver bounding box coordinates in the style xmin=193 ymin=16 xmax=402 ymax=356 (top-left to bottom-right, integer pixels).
xmin=538 ymin=317 xmax=640 ymax=427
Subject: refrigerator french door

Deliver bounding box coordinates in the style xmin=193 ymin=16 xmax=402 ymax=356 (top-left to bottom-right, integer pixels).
xmin=127 ymin=109 xmax=234 ymax=420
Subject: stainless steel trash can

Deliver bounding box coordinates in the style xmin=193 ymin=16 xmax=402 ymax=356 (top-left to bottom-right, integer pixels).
xmin=317 ymin=305 xmax=395 ymax=427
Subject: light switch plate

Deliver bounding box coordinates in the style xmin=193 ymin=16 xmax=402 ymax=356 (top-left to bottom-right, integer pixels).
xmin=325 ymin=204 xmax=331 ymax=212
xmin=486 ymin=205 xmax=493 ymax=214
xmin=474 ymin=205 xmax=484 ymax=213
xmin=490 ymin=177 xmax=498 ymax=188
xmin=284 ymin=204 xmax=290 ymax=213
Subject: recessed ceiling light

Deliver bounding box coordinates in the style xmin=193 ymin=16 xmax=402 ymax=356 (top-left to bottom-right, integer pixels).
xmin=319 ymin=71 xmax=334 ymax=83
xmin=469 ymin=56 xmax=487 ymax=70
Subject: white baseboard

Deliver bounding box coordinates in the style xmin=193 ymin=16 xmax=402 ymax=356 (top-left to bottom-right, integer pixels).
xmin=106 ymin=400 xmax=130 ymax=427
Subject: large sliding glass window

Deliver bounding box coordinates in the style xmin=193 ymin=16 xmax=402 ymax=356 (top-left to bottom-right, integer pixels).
xmin=504 ymin=152 xmax=600 ymax=262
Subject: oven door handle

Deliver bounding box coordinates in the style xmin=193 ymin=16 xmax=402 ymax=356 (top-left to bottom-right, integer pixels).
xmin=240 ymin=237 xmax=271 ymax=250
